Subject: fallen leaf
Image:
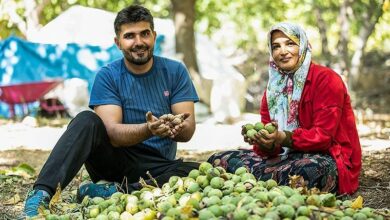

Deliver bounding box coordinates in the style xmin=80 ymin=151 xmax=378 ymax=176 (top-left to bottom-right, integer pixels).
xmin=49 ymin=183 xmax=62 ymax=211
xmin=15 ymin=163 xmax=36 ymax=175
xmin=320 ymin=206 xmax=338 ymax=213
xmin=4 ymin=163 xmax=36 ymax=179
xmin=181 ymin=205 xmax=193 ymax=216
xmin=3 ymin=193 xmax=20 ymax=205
xmin=351 ymin=195 xmax=364 ymax=209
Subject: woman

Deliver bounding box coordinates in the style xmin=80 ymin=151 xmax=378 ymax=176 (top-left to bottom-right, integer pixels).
xmin=208 ymin=22 xmax=361 ymax=194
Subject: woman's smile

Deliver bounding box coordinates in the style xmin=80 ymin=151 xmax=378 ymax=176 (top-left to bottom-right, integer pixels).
xmin=271 ymin=31 xmax=300 ymax=71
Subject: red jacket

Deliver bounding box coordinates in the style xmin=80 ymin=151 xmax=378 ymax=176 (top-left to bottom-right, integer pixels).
xmin=256 ymin=63 xmax=361 ymax=194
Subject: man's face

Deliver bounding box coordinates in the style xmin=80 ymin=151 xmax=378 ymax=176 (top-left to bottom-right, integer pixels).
xmin=115 ymin=21 xmax=156 ymax=66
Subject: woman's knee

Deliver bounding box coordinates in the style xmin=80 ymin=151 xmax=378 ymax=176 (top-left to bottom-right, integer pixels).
xmin=207 ymin=150 xmax=249 ymax=173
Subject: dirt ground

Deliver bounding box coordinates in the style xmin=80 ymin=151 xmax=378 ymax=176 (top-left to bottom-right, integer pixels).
xmin=0 ymin=148 xmax=390 ymax=219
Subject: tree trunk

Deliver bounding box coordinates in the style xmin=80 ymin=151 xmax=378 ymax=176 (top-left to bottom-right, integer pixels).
xmin=337 ymin=0 xmax=351 ymax=80
xmin=171 ymin=0 xmax=199 ymax=74
xmin=4 ymin=0 xmax=51 ymax=39
xmin=171 ymin=0 xmax=212 ymax=106
xmin=23 ymin=0 xmax=51 ymax=39
xmin=349 ymin=0 xmax=384 ymax=89
xmin=313 ymin=3 xmax=331 ymax=65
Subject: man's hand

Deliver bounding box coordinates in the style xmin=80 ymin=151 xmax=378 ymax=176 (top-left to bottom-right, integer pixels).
xmin=158 ymin=113 xmax=191 ymax=139
xmin=146 ymin=111 xmax=172 ymax=138
xmin=169 ymin=113 xmax=190 ymax=139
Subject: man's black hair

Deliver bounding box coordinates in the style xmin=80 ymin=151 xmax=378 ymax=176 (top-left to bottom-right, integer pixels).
xmin=114 ymin=5 xmax=154 ymax=36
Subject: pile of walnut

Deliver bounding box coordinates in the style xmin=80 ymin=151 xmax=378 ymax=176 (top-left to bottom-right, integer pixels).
xmin=159 ymin=113 xmax=186 ymax=129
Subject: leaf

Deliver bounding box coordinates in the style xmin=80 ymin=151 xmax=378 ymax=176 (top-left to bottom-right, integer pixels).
xmin=15 ymin=163 xmax=36 ymax=176
xmin=3 ymin=193 xmax=20 ymax=205
xmin=289 ymin=175 xmax=306 ymax=189
xmin=384 ymin=0 xmax=389 ymax=11
xmin=49 ymin=183 xmax=62 ymax=211
xmin=0 ymin=174 xmax=11 ymax=180
xmin=5 ymin=163 xmax=36 ymax=179
xmin=320 ymin=206 xmax=338 ymax=213
xmin=5 ymin=170 xmax=30 ymax=179
xmin=181 ymin=205 xmax=193 ymax=216
xmin=351 ymin=195 xmax=364 ymax=209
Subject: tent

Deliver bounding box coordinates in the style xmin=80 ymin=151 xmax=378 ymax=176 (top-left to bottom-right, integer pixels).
xmin=1 ymin=5 xmax=246 ymax=121
xmin=0 ymin=36 xmax=123 ymax=118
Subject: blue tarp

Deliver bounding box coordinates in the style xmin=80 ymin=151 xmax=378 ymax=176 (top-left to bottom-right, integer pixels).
xmin=0 ymin=36 xmax=164 ymax=118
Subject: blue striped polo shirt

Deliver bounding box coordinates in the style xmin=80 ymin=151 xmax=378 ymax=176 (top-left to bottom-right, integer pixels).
xmin=89 ymin=56 xmax=199 ymax=160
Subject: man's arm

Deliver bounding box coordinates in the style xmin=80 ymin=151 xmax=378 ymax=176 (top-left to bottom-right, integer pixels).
xmin=170 ymin=101 xmax=196 ymax=142
xmin=94 ymin=104 xmax=169 ymax=147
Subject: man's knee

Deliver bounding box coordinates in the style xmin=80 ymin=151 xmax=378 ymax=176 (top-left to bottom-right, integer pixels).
xmin=70 ymin=110 xmax=104 ymax=128
xmin=180 ymin=161 xmax=200 ymax=171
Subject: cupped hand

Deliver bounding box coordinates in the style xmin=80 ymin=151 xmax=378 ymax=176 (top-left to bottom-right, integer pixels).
xmin=146 ymin=111 xmax=172 ymax=138
xmin=169 ymin=113 xmax=191 ymax=139
xmin=242 ymin=122 xmax=284 ymax=150
xmin=257 ymin=122 xmax=286 ymax=147
xmin=241 ymin=125 xmax=253 ymax=144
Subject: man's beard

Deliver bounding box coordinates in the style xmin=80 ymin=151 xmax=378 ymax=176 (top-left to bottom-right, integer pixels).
xmin=123 ymin=45 xmax=154 ymax=66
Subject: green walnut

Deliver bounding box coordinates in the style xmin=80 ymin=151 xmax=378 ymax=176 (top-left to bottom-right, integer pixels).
xmin=320 ymin=193 xmax=336 ymax=207
xmin=246 ymin=129 xmax=258 ymax=139
xmin=234 ymin=167 xmax=248 ymax=176
xmin=199 ymin=161 xmax=213 ymax=175
xmin=244 ymin=123 xmax=255 ymax=131
xmin=265 ymin=123 xmax=276 ymax=133
xmin=254 ymin=122 xmax=264 ymax=131
xmin=188 ymin=169 xmax=200 ymax=179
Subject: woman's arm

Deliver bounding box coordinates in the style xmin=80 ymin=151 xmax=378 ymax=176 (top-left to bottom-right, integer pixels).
xmin=292 ymin=68 xmax=346 ymax=152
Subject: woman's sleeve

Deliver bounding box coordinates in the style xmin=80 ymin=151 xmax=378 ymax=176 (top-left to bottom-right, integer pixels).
xmin=260 ymin=90 xmax=271 ymax=124
xmin=292 ymin=69 xmax=346 ymax=152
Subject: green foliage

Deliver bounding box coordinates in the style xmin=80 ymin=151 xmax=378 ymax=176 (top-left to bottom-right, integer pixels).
xmin=0 ymin=0 xmax=388 ymax=73
xmin=195 ymin=0 xmax=290 ymax=50
xmin=0 ymin=0 xmax=171 ymax=40
xmin=0 ymin=162 xmax=36 ymax=178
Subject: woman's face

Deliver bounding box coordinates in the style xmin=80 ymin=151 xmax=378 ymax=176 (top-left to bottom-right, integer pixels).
xmin=271 ymin=30 xmax=299 ymax=72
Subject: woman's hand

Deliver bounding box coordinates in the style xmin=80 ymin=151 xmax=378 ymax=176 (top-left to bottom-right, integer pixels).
xmin=242 ymin=122 xmax=286 ymax=150
xmin=258 ymin=122 xmax=287 ymax=146
xmin=241 ymin=124 xmax=273 ymax=148
xmin=241 ymin=125 xmax=253 ymax=144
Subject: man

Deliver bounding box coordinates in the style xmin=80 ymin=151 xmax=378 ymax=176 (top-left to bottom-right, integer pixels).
xmin=24 ymin=5 xmax=199 ymax=217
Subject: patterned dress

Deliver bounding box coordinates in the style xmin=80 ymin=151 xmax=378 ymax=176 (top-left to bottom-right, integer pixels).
xmin=207 ymin=149 xmax=338 ymax=193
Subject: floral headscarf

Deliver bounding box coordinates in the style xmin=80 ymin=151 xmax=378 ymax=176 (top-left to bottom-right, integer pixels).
xmin=266 ymin=22 xmax=312 ymax=131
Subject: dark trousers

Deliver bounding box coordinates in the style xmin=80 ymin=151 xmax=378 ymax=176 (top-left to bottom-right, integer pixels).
xmin=34 ymin=111 xmax=199 ymax=196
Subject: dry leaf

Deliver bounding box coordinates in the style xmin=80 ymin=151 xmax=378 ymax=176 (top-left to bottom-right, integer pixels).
xmin=15 ymin=163 xmax=36 ymax=176
xmin=3 ymin=193 xmax=20 ymax=205
xmin=4 ymin=163 xmax=36 ymax=179
xmin=351 ymin=195 xmax=364 ymax=209
xmin=49 ymin=183 xmax=62 ymax=211
xmin=320 ymin=206 xmax=338 ymax=213
xmin=181 ymin=205 xmax=193 ymax=216
xmin=289 ymin=175 xmax=306 ymax=189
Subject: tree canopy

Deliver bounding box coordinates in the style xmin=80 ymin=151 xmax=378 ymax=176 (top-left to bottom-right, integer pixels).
xmin=1 ymin=0 xmax=389 ymax=89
